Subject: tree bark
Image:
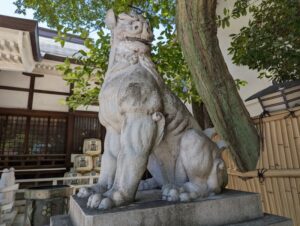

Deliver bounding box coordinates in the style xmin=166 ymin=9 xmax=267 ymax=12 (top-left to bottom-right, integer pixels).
xmin=191 ymin=101 xmax=213 ymax=129
xmin=176 ymin=0 xmax=260 ymax=171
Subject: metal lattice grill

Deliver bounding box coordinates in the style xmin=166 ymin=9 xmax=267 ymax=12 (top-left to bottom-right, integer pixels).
xmin=48 ymin=118 xmax=66 ymax=154
xmin=28 ymin=117 xmax=66 ymax=155
xmin=0 ymin=109 xmax=104 ymax=171
xmin=0 ymin=115 xmax=27 ymax=155
xmin=0 ymin=115 xmax=67 ymax=156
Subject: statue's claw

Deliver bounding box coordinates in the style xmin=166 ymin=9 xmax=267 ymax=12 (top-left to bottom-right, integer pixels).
xmin=162 ymin=184 xmax=181 ymax=201
xmin=87 ymin=193 xmax=103 ymax=208
xmin=77 ymin=187 xmax=93 ymax=198
xmin=179 ymin=192 xmax=191 ymax=202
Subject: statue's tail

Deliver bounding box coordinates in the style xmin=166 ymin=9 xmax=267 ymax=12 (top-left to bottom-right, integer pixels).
xmin=203 ymin=127 xmax=227 ymax=151
xmin=203 ymin=127 xmax=228 ymax=193
xmin=152 ymin=112 xmax=165 ymax=148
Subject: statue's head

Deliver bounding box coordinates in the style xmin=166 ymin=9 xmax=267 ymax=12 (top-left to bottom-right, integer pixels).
xmin=105 ymin=9 xmax=154 ymax=46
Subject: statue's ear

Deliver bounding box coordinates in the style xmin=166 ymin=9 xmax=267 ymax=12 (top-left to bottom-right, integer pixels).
xmin=105 ymin=9 xmax=116 ymax=29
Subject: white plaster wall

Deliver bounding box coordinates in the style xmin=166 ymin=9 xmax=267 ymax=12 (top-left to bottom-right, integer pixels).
xmin=0 ymin=69 xmax=99 ymax=112
xmin=0 ymin=71 xmax=29 ymax=108
xmin=76 ymin=105 xmax=99 ymax=112
xmin=0 ymin=90 xmax=28 ymax=108
xmin=0 ymin=70 xmax=30 ymax=88
xmin=216 ymin=0 xmax=272 ymax=117
xmin=32 ymin=93 xmax=68 ymax=111
xmin=35 ymin=74 xmax=70 ymax=92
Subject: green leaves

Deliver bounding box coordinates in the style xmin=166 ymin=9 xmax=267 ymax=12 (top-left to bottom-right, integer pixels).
xmin=221 ymin=0 xmax=300 ymax=82
xmin=234 ymin=79 xmax=248 ymax=90
xmin=14 ymin=0 xmax=201 ymax=108
xmin=152 ymin=33 xmax=200 ymax=103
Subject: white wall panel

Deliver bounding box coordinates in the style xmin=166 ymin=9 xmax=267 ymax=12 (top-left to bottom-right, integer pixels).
xmin=0 ymin=90 xmax=28 ymax=108
xmin=0 ymin=70 xmax=30 ymax=88
xmin=76 ymin=105 xmax=99 ymax=112
xmin=35 ymin=74 xmax=70 ymax=92
xmin=32 ymin=93 xmax=68 ymax=112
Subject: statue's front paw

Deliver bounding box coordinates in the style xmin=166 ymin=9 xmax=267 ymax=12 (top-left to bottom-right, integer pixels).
xmin=77 ymin=187 xmax=93 ymax=198
xmin=162 ymin=184 xmax=182 ymax=202
xmin=87 ymin=193 xmax=103 ymax=208
xmin=98 ymin=191 xmax=128 ymax=210
xmin=98 ymin=197 xmax=114 ymax=210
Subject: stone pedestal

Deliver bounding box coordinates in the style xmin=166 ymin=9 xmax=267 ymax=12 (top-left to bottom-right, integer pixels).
xmin=51 ymin=189 xmax=292 ymax=226
xmin=24 ymin=185 xmax=73 ymax=226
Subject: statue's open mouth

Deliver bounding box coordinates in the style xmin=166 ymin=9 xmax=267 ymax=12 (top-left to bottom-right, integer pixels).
xmin=126 ymin=37 xmax=152 ymax=46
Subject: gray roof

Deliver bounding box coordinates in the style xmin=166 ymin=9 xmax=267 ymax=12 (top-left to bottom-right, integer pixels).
xmin=245 ymin=80 xmax=300 ymax=101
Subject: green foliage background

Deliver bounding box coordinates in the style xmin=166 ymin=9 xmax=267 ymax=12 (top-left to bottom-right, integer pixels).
xmin=218 ymin=0 xmax=300 ymax=82
xmin=13 ymin=0 xmax=299 ymax=109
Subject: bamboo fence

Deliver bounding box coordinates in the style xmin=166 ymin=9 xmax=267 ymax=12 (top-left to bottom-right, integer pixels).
xmin=223 ymin=106 xmax=300 ymax=226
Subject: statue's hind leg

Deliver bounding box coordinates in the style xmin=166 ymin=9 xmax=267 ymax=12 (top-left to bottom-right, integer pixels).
xmin=98 ymin=113 xmax=157 ymax=209
xmin=180 ymin=129 xmax=226 ymax=200
xmin=163 ymin=129 xmax=223 ymax=202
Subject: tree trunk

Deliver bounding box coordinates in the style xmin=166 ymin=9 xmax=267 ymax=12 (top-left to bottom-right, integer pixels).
xmin=191 ymin=101 xmax=213 ymax=129
xmin=176 ymin=0 xmax=260 ymax=171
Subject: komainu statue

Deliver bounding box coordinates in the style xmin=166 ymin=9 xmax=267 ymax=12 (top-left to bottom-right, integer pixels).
xmin=77 ymin=9 xmax=228 ymax=209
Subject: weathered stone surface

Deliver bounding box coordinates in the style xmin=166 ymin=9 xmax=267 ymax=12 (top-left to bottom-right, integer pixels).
xmin=70 ymin=190 xmax=265 ymax=226
xmin=78 ymin=9 xmax=228 ymax=211
xmin=50 ymin=214 xmax=73 ymax=226
xmin=51 ymin=190 xmax=292 ymax=226
xmin=227 ymin=214 xmax=293 ymax=226
xmin=51 ymin=213 xmax=292 ymax=226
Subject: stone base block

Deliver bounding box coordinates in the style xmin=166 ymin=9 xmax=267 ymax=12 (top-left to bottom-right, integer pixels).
xmin=51 ymin=213 xmax=292 ymax=226
xmin=51 ymin=189 xmax=293 ymax=226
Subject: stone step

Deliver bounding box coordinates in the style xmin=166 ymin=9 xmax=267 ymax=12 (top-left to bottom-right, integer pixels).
xmin=50 ymin=215 xmax=72 ymax=226
xmin=227 ymin=214 xmax=293 ymax=226
xmin=66 ymin=189 xmax=268 ymax=226
xmin=51 ymin=213 xmax=293 ymax=226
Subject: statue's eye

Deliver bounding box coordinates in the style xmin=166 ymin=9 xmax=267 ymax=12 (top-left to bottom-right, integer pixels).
xmin=134 ymin=25 xmax=139 ymax=30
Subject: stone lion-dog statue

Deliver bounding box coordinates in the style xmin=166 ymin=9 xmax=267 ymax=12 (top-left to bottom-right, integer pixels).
xmin=77 ymin=9 xmax=228 ymax=209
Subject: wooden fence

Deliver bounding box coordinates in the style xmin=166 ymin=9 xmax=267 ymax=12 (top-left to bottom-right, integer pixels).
xmin=223 ymin=106 xmax=300 ymax=226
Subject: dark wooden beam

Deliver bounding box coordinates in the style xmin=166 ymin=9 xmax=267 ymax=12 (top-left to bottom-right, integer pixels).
xmin=0 ymin=85 xmax=70 ymax=96
xmin=43 ymin=54 xmax=83 ymax=65
xmin=0 ymin=85 xmax=28 ymax=92
xmin=72 ymin=110 xmax=98 ymax=117
xmin=27 ymin=76 xmax=35 ymax=110
xmin=34 ymin=89 xmax=70 ymax=96
xmin=66 ymin=114 xmax=74 ymax=170
xmin=45 ymin=116 xmax=50 ymax=154
xmin=0 ymin=107 xmax=68 ymax=118
xmin=22 ymin=72 xmax=44 ymax=77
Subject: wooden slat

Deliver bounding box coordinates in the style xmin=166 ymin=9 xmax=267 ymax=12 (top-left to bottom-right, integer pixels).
xmin=290 ymin=178 xmax=300 ymax=224
xmin=270 ymin=121 xmax=280 ymax=168
xmin=265 ymin=122 xmax=275 ymax=169
xmin=286 ymin=118 xmax=300 ymax=168
xmin=280 ymin=119 xmax=294 ymax=169
xmin=276 ymin=120 xmax=287 ymax=169
xmin=260 ymin=181 xmax=271 ymax=213
xmin=226 ymin=107 xmax=300 ymax=226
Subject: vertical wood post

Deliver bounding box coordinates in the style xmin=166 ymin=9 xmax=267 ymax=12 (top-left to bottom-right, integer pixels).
xmin=66 ymin=114 xmax=74 ymax=170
